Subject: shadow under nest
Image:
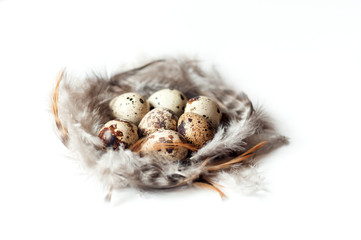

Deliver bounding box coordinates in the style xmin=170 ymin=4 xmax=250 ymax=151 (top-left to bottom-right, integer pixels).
xmin=52 ymin=58 xmax=288 ymax=200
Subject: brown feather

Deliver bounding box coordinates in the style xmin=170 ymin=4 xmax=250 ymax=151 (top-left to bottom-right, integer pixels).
xmin=207 ymin=141 xmax=267 ymax=171
xmin=129 ymin=137 xmax=147 ymax=153
xmin=52 ymin=70 xmax=69 ymax=146
xmin=193 ymin=181 xmax=226 ymax=199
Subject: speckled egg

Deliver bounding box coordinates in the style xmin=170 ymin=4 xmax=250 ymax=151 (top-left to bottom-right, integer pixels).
xmin=98 ymin=120 xmax=139 ymax=150
xmin=138 ymin=108 xmax=178 ymax=136
xmin=177 ymin=112 xmax=215 ymax=148
xmin=147 ymin=89 xmax=188 ymax=117
xmin=184 ymin=96 xmax=222 ymax=128
xmin=140 ymin=130 xmax=188 ymax=161
xmin=110 ymin=92 xmax=149 ymax=125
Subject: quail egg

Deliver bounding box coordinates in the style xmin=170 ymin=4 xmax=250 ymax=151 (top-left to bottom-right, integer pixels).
xmin=140 ymin=130 xmax=188 ymax=161
xmin=138 ymin=107 xmax=178 ymax=136
xmin=177 ymin=112 xmax=215 ymax=148
xmin=184 ymin=96 xmax=222 ymax=128
xmin=98 ymin=120 xmax=139 ymax=150
xmin=147 ymin=89 xmax=188 ymax=117
xmin=110 ymin=92 xmax=149 ymax=125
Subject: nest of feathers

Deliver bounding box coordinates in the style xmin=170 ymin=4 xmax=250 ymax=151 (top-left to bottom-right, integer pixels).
xmin=51 ymin=58 xmax=288 ymax=200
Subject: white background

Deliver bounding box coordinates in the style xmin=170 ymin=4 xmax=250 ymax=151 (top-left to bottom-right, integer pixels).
xmin=0 ymin=0 xmax=360 ymax=239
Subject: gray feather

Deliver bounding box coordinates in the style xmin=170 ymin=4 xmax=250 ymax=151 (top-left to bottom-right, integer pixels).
xmin=55 ymin=57 xmax=288 ymax=194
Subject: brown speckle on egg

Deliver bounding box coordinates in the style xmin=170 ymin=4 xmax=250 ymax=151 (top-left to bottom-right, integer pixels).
xmin=188 ymin=96 xmax=200 ymax=104
xmin=147 ymin=89 xmax=188 ymax=117
xmin=184 ymin=96 xmax=222 ymax=128
xmin=177 ymin=120 xmax=186 ymax=136
xmin=138 ymin=108 xmax=178 ymax=136
xmin=99 ymin=126 xmax=122 ymax=149
xmin=98 ymin=120 xmax=139 ymax=150
xmin=177 ymin=112 xmax=215 ymax=148
xmin=140 ymin=130 xmax=188 ymax=161
xmin=109 ymin=92 xmax=150 ymax=125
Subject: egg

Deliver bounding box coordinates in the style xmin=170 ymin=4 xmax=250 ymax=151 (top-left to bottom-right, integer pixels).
xmin=110 ymin=92 xmax=149 ymax=125
xmin=138 ymin=107 xmax=178 ymax=136
xmin=140 ymin=130 xmax=188 ymax=161
xmin=177 ymin=112 xmax=215 ymax=148
xmin=184 ymin=96 xmax=222 ymax=128
xmin=147 ymin=89 xmax=188 ymax=117
xmin=98 ymin=120 xmax=139 ymax=150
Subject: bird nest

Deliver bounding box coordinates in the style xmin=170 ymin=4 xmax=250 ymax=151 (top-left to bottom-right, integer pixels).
xmin=52 ymin=58 xmax=288 ymax=200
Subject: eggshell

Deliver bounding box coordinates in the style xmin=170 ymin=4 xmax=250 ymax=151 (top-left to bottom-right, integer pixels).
xmin=147 ymin=89 xmax=188 ymax=117
xmin=177 ymin=112 xmax=215 ymax=148
xmin=140 ymin=130 xmax=188 ymax=161
xmin=98 ymin=120 xmax=139 ymax=149
xmin=110 ymin=92 xmax=149 ymax=125
xmin=138 ymin=108 xmax=178 ymax=136
xmin=184 ymin=96 xmax=222 ymax=128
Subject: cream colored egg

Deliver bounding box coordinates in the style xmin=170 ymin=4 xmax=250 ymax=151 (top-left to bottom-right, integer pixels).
xmin=140 ymin=130 xmax=188 ymax=161
xmin=138 ymin=108 xmax=178 ymax=136
xmin=177 ymin=112 xmax=215 ymax=148
xmin=147 ymin=89 xmax=188 ymax=117
xmin=184 ymin=96 xmax=222 ymax=128
xmin=98 ymin=120 xmax=139 ymax=149
xmin=110 ymin=92 xmax=149 ymax=125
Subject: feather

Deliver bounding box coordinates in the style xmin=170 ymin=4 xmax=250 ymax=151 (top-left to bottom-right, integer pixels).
xmin=52 ymin=57 xmax=288 ymax=198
